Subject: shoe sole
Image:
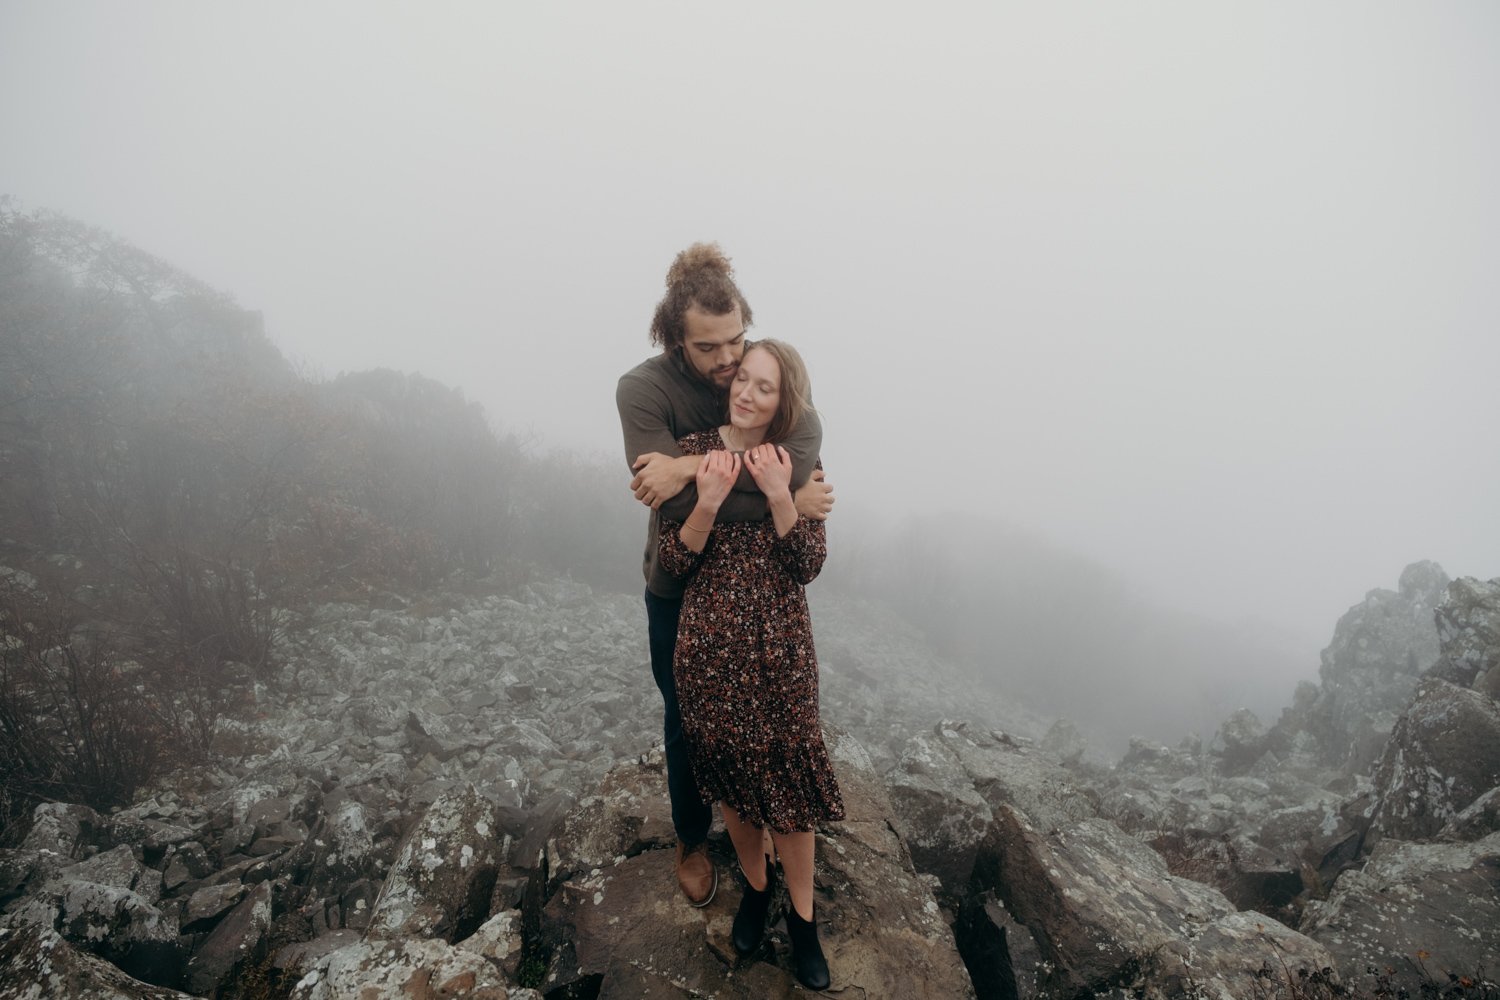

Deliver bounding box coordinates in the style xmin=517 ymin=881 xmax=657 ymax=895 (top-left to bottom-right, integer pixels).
xmin=687 ymin=866 xmax=718 ymax=908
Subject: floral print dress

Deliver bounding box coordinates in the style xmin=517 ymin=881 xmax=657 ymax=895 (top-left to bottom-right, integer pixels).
xmin=658 ymin=430 xmax=845 ymax=833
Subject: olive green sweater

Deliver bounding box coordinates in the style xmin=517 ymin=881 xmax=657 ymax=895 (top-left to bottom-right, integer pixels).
xmin=616 ymin=349 xmax=822 ymax=598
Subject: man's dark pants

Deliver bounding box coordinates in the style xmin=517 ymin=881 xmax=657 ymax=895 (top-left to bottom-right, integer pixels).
xmin=645 ymin=589 xmax=713 ymax=846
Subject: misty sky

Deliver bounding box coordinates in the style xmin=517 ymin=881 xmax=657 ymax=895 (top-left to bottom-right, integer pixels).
xmin=3 ymin=2 xmax=1497 ymax=668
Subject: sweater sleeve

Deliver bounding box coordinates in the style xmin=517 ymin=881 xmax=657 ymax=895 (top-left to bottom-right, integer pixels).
xmin=616 ymin=370 xmax=682 ymax=469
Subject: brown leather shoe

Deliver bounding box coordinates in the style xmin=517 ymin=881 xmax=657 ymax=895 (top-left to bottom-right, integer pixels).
xmin=675 ymin=841 xmax=717 ymax=907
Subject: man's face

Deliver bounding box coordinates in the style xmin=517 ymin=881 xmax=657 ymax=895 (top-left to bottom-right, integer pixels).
xmin=681 ymin=303 xmax=746 ymax=390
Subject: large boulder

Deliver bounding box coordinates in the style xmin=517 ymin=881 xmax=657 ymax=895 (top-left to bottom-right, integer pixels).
xmin=1370 ymin=678 xmax=1500 ymax=841
xmin=0 ymin=924 xmax=196 ymax=1000
xmin=19 ymin=803 xmax=102 ymax=860
xmin=968 ymin=807 xmax=1337 ymax=998
xmin=536 ymin=726 xmax=976 ymax=999
xmin=365 ymin=785 xmax=504 ymax=943
xmin=182 ymin=881 xmax=273 ymax=995
xmin=885 ymin=721 xmax=1098 ymax=900
xmin=1300 ymin=832 xmax=1500 ymax=997
xmin=1428 ymin=576 xmax=1500 ymax=688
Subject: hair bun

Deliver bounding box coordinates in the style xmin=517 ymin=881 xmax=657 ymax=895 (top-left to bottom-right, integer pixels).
xmin=666 ymin=242 xmax=734 ymax=288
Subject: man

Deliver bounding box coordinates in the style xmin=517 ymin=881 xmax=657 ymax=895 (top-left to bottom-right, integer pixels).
xmin=616 ymin=243 xmax=833 ymax=906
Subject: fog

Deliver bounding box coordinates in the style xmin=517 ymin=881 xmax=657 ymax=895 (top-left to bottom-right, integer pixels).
xmin=4 ymin=2 xmax=1497 ymax=704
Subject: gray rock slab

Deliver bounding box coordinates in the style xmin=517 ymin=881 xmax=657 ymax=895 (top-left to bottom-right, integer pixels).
xmin=973 ymin=808 xmax=1336 ymax=998
xmin=0 ymin=924 xmax=196 ymax=999
xmin=365 ymin=784 xmax=503 ymax=942
xmin=1301 ymin=831 xmax=1500 ymax=997
xmin=1371 ymin=678 xmax=1500 ymax=840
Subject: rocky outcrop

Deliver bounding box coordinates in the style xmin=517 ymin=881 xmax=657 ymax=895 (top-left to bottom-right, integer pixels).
xmin=365 ymin=786 xmax=503 ymax=942
xmin=0 ymin=924 xmax=196 ymax=1000
xmin=970 ymin=808 xmax=1338 ymax=999
xmin=1428 ymin=576 xmax=1500 ymax=688
xmin=1260 ymin=562 xmax=1447 ymax=777
xmin=6 ymin=568 xmax=1498 ymax=998
xmin=1300 ymin=832 xmax=1500 ymax=997
xmin=885 ymin=721 xmax=1098 ymax=901
xmin=1370 ymin=678 xmax=1500 ymax=842
xmin=536 ymin=727 xmax=978 ymax=999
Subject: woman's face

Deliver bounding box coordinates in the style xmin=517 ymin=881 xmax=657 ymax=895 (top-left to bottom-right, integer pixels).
xmin=729 ymin=347 xmax=781 ymax=437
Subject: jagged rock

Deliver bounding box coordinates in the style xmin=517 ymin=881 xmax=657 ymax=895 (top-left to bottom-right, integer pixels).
xmin=160 ymin=842 xmax=213 ymax=892
xmin=182 ymin=880 xmax=273 ymax=995
xmin=886 ymin=721 xmax=1098 ymax=899
xmin=0 ymin=924 xmax=196 ymax=999
xmin=287 ymin=937 xmax=524 ymax=1000
xmin=19 ymin=803 xmax=101 ymax=859
xmin=1300 ymin=832 xmax=1500 ymax=996
xmin=954 ymin=890 xmax=1042 ymax=1000
xmin=281 ymin=795 xmax=377 ymax=921
xmin=1370 ymin=678 xmax=1500 ymax=840
xmin=181 ymin=882 xmax=247 ymax=931
xmin=1440 ymin=786 xmax=1500 ymax=841
xmin=0 ymin=851 xmax=60 ymax=910
xmin=1213 ymin=707 xmax=1266 ymax=771
xmin=365 ymin=784 xmax=503 ymax=943
xmin=272 ymin=927 xmax=360 ymax=975
xmin=544 ymin=750 xmax=675 ymax=894
xmin=66 ymin=845 xmax=161 ymax=905
xmin=537 ymin=727 xmax=976 ymax=999
xmin=1267 ymin=562 xmax=1447 ymax=775
xmin=1428 ymin=576 xmax=1500 ymax=687
xmin=456 ymin=909 xmax=524 ymax=980
xmin=55 ymin=880 xmax=183 ymax=986
xmin=1039 ymin=717 xmax=1088 ymax=766
xmin=969 ymin=808 xmax=1336 ymax=998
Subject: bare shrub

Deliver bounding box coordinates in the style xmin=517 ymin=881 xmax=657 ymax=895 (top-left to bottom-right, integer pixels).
xmin=0 ymin=577 xmax=171 ymax=836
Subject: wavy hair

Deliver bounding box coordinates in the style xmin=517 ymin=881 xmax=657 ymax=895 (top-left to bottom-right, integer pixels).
xmin=649 ymin=242 xmax=754 ymax=350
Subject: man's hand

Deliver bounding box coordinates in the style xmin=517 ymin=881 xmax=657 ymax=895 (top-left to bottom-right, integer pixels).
xmin=630 ymin=452 xmax=698 ymax=509
xmin=793 ymin=468 xmax=835 ymax=521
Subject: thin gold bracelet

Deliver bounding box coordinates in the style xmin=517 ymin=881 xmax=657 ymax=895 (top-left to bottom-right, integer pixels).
xmin=682 ymin=521 xmax=713 ymax=535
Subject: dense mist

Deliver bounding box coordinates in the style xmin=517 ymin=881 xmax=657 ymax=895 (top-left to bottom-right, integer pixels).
xmin=3 ymin=4 xmax=1498 ymax=756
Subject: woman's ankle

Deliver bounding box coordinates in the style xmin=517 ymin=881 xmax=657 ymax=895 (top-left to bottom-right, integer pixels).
xmin=741 ymin=853 xmax=771 ymax=892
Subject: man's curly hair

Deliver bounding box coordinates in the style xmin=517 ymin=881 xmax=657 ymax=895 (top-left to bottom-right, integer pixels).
xmin=649 ymin=242 xmax=754 ymax=350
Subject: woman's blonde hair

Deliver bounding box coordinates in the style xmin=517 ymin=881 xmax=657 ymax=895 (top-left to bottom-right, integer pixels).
xmin=742 ymin=338 xmax=813 ymax=444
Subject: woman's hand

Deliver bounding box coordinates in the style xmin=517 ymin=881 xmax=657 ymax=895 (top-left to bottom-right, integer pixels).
xmin=744 ymin=443 xmax=794 ymax=500
xmin=695 ymin=449 xmax=742 ymax=511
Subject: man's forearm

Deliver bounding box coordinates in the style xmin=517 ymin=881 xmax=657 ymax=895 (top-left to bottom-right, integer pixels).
xmin=661 ymin=483 xmax=768 ymax=522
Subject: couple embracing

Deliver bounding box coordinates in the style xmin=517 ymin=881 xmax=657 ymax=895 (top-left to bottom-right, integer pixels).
xmin=616 ymin=243 xmax=842 ymax=991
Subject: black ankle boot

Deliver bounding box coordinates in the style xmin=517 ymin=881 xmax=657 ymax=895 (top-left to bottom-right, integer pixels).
xmin=785 ymin=903 xmax=830 ymax=990
xmin=732 ymin=855 xmax=776 ymax=955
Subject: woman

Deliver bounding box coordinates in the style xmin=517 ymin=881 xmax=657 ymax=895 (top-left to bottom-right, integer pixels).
xmin=658 ymin=339 xmax=842 ymax=991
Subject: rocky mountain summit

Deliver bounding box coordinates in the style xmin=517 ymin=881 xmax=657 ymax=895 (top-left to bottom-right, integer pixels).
xmin=2 ymin=565 xmax=1497 ymax=999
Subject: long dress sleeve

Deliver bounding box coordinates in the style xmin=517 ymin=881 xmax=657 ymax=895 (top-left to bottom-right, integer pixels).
xmin=658 ymin=519 xmax=706 ymax=579
xmin=772 ymin=516 xmax=826 ymax=585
